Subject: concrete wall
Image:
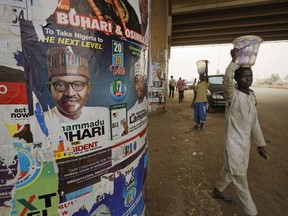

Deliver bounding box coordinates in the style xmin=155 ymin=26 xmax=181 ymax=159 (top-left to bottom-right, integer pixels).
xmin=151 ymin=0 xmax=171 ymax=64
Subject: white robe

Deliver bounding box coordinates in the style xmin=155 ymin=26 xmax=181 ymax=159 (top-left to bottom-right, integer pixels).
xmin=223 ymin=62 xmax=266 ymax=175
xmin=215 ymin=62 xmax=266 ymax=216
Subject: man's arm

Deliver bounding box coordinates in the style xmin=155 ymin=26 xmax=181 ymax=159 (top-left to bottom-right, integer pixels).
xmin=251 ymin=112 xmax=269 ymax=159
xmin=191 ymin=92 xmax=197 ymax=107
xmin=192 ymin=84 xmax=197 ymax=105
xmin=223 ymin=49 xmax=240 ymax=103
xmin=204 ymin=60 xmax=209 ymax=81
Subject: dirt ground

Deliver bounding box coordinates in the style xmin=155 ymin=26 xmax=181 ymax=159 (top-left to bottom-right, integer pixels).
xmin=146 ymin=89 xmax=288 ymax=216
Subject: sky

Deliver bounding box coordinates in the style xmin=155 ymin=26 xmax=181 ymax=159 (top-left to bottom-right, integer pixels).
xmin=168 ymin=40 xmax=288 ymax=82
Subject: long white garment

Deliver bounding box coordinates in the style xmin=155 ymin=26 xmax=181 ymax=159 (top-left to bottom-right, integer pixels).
xmin=215 ymin=62 xmax=266 ymax=216
xmin=223 ymin=62 xmax=266 ymax=176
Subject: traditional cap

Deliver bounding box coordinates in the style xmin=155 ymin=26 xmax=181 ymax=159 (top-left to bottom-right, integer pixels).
xmin=134 ymin=58 xmax=144 ymax=77
xmin=46 ymin=47 xmax=89 ymax=79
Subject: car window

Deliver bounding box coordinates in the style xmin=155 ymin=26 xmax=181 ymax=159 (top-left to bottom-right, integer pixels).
xmin=209 ymin=76 xmax=223 ymax=84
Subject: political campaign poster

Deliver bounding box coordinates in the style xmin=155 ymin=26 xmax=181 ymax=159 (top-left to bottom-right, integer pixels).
xmin=0 ymin=0 xmax=151 ymax=215
xmin=148 ymin=63 xmax=167 ymax=111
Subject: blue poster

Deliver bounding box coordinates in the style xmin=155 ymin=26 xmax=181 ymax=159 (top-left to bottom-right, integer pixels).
xmin=1 ymin=0 xmax=151 ymax=215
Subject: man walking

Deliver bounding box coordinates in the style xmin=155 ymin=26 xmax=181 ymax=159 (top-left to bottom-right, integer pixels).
xmin=212 ymin=48 xmax=268 ymax=216
xmin=176 ymin=77 xmax=185 ymax=103
xmin=168 ymin=75 xmax=176 ymax=98
xmin=191 ymin=61 xmax=209 ymax=130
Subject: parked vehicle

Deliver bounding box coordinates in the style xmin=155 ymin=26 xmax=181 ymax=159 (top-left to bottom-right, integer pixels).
xmin=185 ymin=80 xmax=195 ymax=90
xmin=207 ymin=75 xmax=225 ymax=112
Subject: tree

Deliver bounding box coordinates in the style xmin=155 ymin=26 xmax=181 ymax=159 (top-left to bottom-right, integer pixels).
xmin=263 ymin=73 xmax=280 ymax=85
xmin=270 ymin=73 xmax=280 ymax=83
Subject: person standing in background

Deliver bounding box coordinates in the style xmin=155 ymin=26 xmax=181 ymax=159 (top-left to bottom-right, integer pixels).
xmin=168 ymin=75 xmax=176 ymax=98
xmin=191 ymin=61 xmax=209 ymax=130
xmin=182 ymin=79 xmax=187 ymax=99
xmin=176 ymin=77 xmax=185 ymax=103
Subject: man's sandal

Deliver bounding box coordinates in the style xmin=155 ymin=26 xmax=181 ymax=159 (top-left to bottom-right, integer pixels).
xmin=211 ymin=189 xmax=235 ymax=205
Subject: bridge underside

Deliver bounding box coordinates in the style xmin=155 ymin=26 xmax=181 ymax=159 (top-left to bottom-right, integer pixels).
xmin=171 ymin=0 xmax=288 ymax=46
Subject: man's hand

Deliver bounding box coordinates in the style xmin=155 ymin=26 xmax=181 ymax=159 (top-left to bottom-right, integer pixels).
xmin=257 ymin=146 xmax=269 ymax=159
xmin=191 ymin=101 xmax=194 ymax=108
xmin=230 ymin=48 xmax=239 ymax=63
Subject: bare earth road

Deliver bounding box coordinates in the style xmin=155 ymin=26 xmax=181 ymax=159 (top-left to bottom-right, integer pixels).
xmin=146 ymin=87 xmax=288 ymax=216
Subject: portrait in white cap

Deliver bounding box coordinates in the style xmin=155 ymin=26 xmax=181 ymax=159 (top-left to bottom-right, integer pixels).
xmin=134 ymin=57 xmax=146 ymax=103
xmin=127 ymin=56 xmax=148 ymax=136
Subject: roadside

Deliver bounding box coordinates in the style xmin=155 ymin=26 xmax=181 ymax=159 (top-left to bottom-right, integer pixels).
xmin=146 ymin=89 xmax=288 ymax=216
xmin=146 ymin=90 xmax=226 ymax=216
xmin=252 ymin=84 xmax=288 ymax=89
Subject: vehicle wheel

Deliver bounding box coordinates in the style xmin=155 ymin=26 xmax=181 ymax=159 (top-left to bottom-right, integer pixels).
xmin=207 ymin=103 xmax=215 ymax=113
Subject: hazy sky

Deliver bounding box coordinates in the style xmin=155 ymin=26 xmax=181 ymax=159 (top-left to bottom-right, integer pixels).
xmin=168 ymin=40 xmax=288 ymax=81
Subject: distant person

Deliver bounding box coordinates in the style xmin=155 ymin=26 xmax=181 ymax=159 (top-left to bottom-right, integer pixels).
xmin=168 ymin=75 xmax=176 ymax=98
xmin=182 ymin=79 xmax=186 ymax=98
xmin=211 ymin=48 xmax=269 ymax=216
xmin=191 ymin=61 xmax=209 ymax=130
xmin=176 ymin=77 xmax=185 ymax=103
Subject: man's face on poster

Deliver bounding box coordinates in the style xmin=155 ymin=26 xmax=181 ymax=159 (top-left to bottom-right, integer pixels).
xmin=50 ymin=75 xmax=91 ymax=119
xmin=134 ymin=74 xmax=145 ymax=101
xmin=157 ymin=69 xmax=162 ymax=79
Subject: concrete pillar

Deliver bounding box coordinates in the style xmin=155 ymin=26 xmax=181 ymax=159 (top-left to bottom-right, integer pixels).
xmin=151 ymin=0 xmax=171 ymax=63
xmin=149 ymin=0 xmax=171 ymax=111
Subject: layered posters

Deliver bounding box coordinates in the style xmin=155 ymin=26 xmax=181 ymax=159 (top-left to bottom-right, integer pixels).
xmin=0 ymin=0 xmax=150 ymax=215
xmin=148 ymin=63 xmax=167 ymax=111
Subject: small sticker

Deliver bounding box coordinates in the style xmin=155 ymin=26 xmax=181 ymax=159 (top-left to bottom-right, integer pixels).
xmin=110 ymin=79 xmax=127 ymax=100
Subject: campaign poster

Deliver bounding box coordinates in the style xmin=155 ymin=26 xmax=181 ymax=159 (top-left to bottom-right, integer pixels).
xmin=110 ymin=103 xmax=128 ymax=140
xmin=148 ymin=63 xmax=167 ymax=111
xmin=0 ymin=0 xmax=152 ymax=215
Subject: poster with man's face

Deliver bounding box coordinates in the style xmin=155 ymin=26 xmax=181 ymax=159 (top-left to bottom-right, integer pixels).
xmin=0 ymin=0 xmax=151 ymax=215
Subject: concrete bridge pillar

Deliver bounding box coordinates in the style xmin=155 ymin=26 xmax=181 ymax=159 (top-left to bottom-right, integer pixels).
xmin=149 ymin=0 xmax=171 ymax=111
